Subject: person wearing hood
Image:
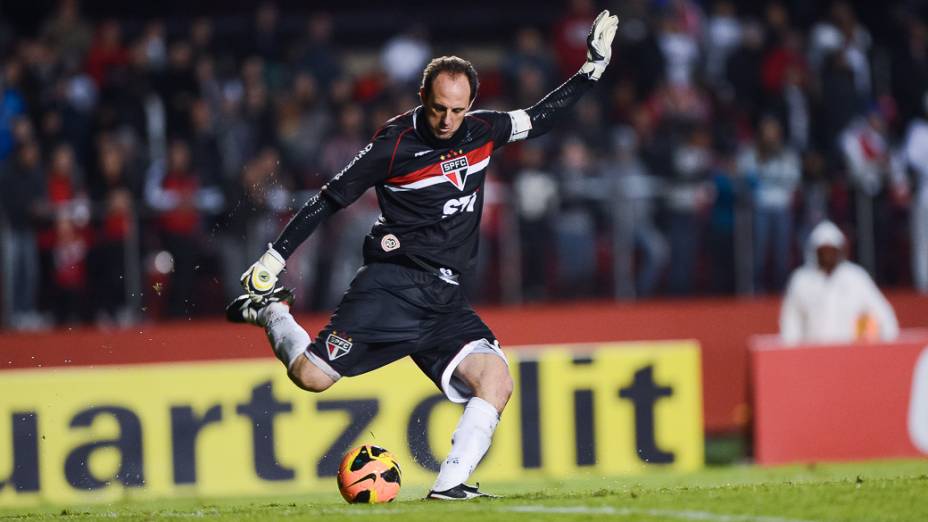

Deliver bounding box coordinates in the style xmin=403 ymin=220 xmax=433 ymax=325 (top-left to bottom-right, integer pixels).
xmin=779 ymin=220 xmax=898 ymax=345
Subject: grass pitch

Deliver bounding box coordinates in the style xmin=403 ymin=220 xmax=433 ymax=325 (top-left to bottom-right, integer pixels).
xmin=2 ymin=459 xmax=926 ymax=521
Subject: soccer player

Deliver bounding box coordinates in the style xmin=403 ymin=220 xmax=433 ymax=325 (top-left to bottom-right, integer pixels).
xmin=227 ymin=11 xmax=618 ymax=499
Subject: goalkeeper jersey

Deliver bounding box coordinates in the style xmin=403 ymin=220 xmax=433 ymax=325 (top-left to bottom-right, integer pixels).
xmin=321 ymin=107 xmax=527 ymax=275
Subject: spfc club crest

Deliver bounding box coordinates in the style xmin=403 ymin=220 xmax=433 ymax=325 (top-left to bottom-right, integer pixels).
xmin=326 ymin=333 xmax=352 ymax=361
xmin=440 ymin=156 xmax=470 ymax=190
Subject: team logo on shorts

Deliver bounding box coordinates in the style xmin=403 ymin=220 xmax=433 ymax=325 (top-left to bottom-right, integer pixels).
xmin=326 ymin=333 xmax=352 ymax=361
xmin=381 ymin=234 xmax=400 ymax=252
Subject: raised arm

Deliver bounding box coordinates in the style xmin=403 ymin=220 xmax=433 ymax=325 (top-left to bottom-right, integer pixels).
xmin=507 ymin=10 xmax=619 ymax=141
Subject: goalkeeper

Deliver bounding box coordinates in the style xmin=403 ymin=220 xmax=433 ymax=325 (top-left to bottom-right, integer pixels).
xmin=228 ymin=11 xmax=618 ymax=500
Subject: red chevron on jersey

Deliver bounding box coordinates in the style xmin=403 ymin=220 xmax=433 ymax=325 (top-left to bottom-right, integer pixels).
xmin=441 ymin=156 xmax=469 ymax=190
xmin=386 ymin=141 xmax=494 ymax=191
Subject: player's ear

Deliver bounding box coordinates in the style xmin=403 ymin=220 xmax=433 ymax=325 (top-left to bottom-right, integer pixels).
xmin=419 ymin=88 xmax=426 ymax=106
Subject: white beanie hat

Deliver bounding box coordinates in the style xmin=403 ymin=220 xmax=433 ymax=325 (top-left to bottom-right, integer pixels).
xmin=808 ymin=220 xmax=845 ymax=250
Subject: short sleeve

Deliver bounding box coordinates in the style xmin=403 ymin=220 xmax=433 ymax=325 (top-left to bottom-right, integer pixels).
xmin=469 ymin=109 xmax=532 ymax=147
xmin=321 ymin=129 xmax=396 ymax=207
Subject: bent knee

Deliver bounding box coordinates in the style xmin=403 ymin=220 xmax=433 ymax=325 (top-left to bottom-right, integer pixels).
xmin=499 ymin=372 xmax=514 ymax=400
xmin=288 ymin=355 xmax=336 ymax=393
xmin=494 ymin=372 xmax=514 ymax=406
xmin=473 ymin=362 xmax=513 ymax=412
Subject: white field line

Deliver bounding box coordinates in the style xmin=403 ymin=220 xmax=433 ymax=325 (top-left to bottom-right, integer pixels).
xmin=333 ymin=504 xmax=825 ymax=522
xmin=504 ymin=505 xmax=824 ymax=522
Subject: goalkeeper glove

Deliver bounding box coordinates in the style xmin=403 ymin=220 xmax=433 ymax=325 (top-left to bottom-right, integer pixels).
xmin=579 ymin=10 xmax=619 ymax=81
xmin=240 ymin=244 xmax=286 ymax=302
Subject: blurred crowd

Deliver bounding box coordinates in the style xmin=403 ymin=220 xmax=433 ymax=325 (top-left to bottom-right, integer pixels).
xmin=2 ymin=0 xmax=927 ymax=330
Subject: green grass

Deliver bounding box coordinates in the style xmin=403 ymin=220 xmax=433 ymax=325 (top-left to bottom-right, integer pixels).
xmin=2 ymin=459 xmax=927 ymax=521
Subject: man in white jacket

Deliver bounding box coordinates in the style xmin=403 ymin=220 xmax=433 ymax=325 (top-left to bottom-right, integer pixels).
xmin=780 ymin=220 xmax=898 ymax=345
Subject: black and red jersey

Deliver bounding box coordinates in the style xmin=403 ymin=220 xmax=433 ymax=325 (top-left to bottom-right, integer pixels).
xmin=321 ymin=106 xmax=528 ymax=274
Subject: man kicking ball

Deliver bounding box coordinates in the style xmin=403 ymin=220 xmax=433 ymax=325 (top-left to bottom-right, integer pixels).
xmin=227 ymin=10 xmax=618 ymax=500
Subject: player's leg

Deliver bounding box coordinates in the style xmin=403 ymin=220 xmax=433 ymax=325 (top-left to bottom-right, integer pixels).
xmin=413 ymin=334 xmax=510 ymax=500
xmin=287 ymin=354 xmax=335 ymax=392
xmin=431 ymin=342 xmax=510 ymax=498
xmin=226 ymin=288 xmax=335 ymax=393
xmin=453 ymin=351 xmax=513 ymax=412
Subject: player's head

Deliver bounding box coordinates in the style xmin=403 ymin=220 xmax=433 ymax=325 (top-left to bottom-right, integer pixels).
xmin=419 ymin=56 xmax=479 ymax=140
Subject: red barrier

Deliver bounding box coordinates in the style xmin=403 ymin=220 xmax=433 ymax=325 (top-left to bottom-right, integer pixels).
xmin=2 ymin=291 xmax=926 ymax=434
xmin=751 ymin=333 xmax=928 ymax=465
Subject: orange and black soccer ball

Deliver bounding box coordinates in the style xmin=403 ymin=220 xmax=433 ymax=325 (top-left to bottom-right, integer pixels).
xmin=337 ymin=445 xmax=402 ymax=503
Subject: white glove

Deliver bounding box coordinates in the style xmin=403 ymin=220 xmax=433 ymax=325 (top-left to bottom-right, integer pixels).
xmin=240 ymin=245 xmax=286 ymax=302
xmin=579 ymin=10 xmax=619 ymax=81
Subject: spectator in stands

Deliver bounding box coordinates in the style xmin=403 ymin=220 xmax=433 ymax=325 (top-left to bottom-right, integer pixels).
xmin=194 ymin=54 xmax=222 ymax=117
xmin=555 ymin=136 xmax=600 ymax=297
xmin=726 ymin=20 xmax=765 ymax=119
xmin=796 ymin=150 xmax=830 ymax=258
xmin=666 ymin=124 xmax=714 ymax=295
xmin=89 ymin=139 xmax=134 ymax=324
xmin=189 ymin=17 xmax=216 ymax=61
xmin=241 ymin=61 xmax=277 ymax=151
xmin=189 ymin=99 xmax=222 ymax=194
xmin=85 ymin=19 xmax=129 ymax=90
xmin=780 ymin=220 xmax=898 ymax=345
xmin=840 ymin=108 xmax=907 ymax=277
xmin=502 ymin=27 xmax=557 ymax=95
xmin=704 ymin=1 xmax=742 ymax=88
xmin=1 ymin=140 xmax=46 ymax=329
xmin=248 ymin=2 xmax=286 ymax=64
xmin=552 ymin=0 xmax=596 ymax=78
xmin=610 ymin=0 xmax=664 ymax=97
xmin=157 ymin=41 xmax=199 ymax=138
xmin=139 ymin=20 xmax=167 ymax=72
xmin=0 ymin=61 xmax=26 ymax=161
xmin=707 ymin=149 xmax=743 ymax=295
xmin=902 ymin=93 xmax=928 ymax=293
xmin=240 ymin=146 xmax=290 ymax=257
xmin=44 ymin=143 xmax=87 ymax=213
xmin=294 ymin=13 xmax=342 ymax=92
xmin=739 ymin=115 xmax=800 ymax=293
xmin=42 ymin=143 xmax=90 ymax=325
xmin=823 ymin=53 xmax=866 ymax=154
xmin=145 ymin=138 xmax=223 ymax=317
xmin=605 ymin=126 xmax=668 ymax=298
xmin=510 ymin=64 xmax=549 ymax=113
xmin=49 ymin=212 xmax=88 ymax=324
xmin=40 ymin=0 xmax=92 ymax=69
xmin=381 ymin=26 xmax=431 ymax=88
xmin=762 ymin=28 xmax=811 ymax=151
xmin=513 ymin=141 xmax=559 ymax=301
xmin=657 ymin=8 xmax=700 ymax=88
xmin=808 ymin=1 xmax=871 ymax=98
xmin=568 ymin=96 xmax=610 ymax=153
xmin=891 ymin=18 xmax=928 ymax=128
xmin=277 ymin=72 xmax=329 ymax=182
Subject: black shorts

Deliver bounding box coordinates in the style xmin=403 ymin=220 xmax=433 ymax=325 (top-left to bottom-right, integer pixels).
xmin=302 ymin=260 xmax=506 ymax=403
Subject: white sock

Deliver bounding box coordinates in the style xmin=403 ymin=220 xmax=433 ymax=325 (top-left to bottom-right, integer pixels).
xmin=260 ymin=302 xmax=310 ymax=368
xmin=431 ymin=397 xmax=500 ymax=492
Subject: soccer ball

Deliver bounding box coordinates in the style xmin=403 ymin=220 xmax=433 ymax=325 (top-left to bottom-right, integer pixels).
xmin=337 ymin=445 xmax=402 ymax=503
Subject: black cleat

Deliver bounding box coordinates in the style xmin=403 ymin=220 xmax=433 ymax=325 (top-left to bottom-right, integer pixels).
xmin=225 ymin=287 xmax=295 ymax=325
xmin=426 ymin=483 xmax=500 ymax=500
